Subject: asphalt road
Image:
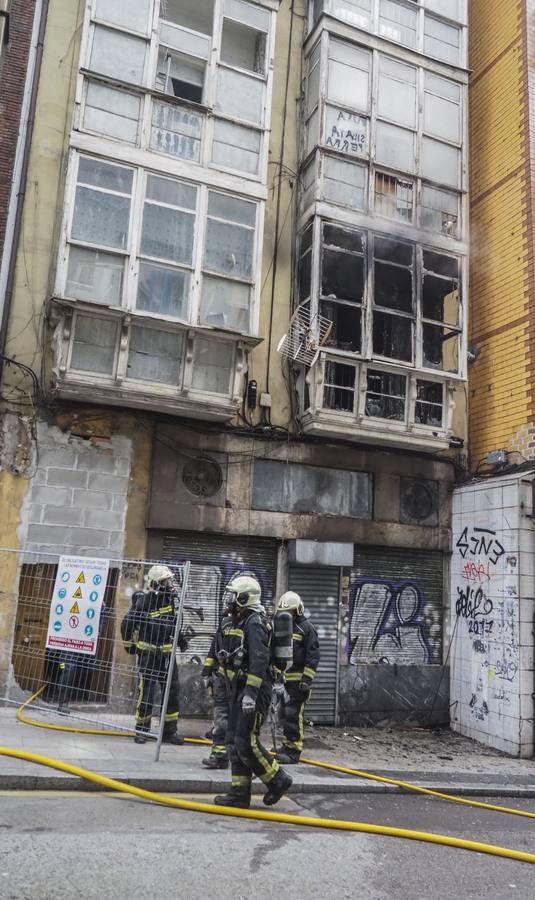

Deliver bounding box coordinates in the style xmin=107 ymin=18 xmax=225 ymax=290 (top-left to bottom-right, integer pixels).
xmin=0 ymin=791 xmax=533 ymax=900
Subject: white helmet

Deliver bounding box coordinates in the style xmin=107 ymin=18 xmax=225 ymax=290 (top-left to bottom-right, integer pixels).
xmin=224 ymin=575 xmax=262 ymax=610
xmin=277 ymin=590 xmax=304 ymax=616
xmin=147 ymin=564 xmax=175 ymax=587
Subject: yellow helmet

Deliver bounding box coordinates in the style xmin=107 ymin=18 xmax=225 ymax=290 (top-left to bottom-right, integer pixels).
xmin=224 ymin=574 xmax=262 ymax=610
xmin=277 ymin=590 xmax=304 ymax=616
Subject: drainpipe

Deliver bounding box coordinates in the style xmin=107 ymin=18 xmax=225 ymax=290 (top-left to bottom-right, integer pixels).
xmin=0 ymin=0 xmax=49 ymax=377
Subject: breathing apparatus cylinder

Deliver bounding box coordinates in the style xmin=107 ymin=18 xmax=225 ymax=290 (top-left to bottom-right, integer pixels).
xmin=272 ymin=610 xmax=293 ymax=671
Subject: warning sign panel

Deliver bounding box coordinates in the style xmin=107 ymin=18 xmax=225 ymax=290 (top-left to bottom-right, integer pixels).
xmin=46 ymin=555 xmax=110 ymax=656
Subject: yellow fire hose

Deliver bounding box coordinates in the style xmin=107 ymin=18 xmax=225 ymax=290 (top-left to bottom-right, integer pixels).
xmin=0 ymin=688 xmax=532 ymax=865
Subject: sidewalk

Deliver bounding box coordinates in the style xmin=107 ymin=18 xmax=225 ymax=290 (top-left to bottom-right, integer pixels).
xmin=0 ymin=705 xmax=534 ymax=796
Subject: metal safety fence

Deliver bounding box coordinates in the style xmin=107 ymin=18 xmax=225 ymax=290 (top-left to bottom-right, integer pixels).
xmin=0 ymin=548 xmax=213 ymax=761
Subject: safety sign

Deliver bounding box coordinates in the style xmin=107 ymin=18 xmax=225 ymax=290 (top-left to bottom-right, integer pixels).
xmin=45 ymin=555 xmax=110 ymax=655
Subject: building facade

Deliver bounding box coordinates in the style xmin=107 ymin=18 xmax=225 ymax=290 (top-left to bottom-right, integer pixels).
xmin=449 ymin=0 xmax=535 ymax=757
xmin=0 ymin=0 xmax=469 ymax=727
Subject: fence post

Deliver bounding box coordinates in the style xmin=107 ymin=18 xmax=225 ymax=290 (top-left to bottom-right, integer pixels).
xmin=154 ymin=560 xmax=190 ymax=763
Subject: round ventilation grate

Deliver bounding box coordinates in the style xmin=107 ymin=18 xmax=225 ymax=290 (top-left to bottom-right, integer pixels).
xmin=182 ymin=456 xmax=223 ymax=498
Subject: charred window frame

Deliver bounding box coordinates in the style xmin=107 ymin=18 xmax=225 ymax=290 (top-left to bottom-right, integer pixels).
xmin=421 ymin=249 xmax=460 ymax=372
xmin=297 ymin=222 xmax=314 ymax=304
xmin=320 ymin=223 xmax=365 ymax=354
xmin=322 ymin=360 xmax=357 ymax=412
xmin=364 ymin=368 xmax=407 ymax=422
xmin=415 ymin=378 xmax=444 ymax=427
xmin=372 ymin=236 xmax=414 ymax=363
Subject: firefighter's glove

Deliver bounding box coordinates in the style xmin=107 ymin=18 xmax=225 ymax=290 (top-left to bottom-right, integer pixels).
xmin=241 ymin=694 xmax=256 ymax=717
xmin=203 ymin=676 xmax=214 ymax=698
xmin=298 ymin=681 xmax=311 ymax=698
xmin=273 ymin=682 xmax=289 ymax=704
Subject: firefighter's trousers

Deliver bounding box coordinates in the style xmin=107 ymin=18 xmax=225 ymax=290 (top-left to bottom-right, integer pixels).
xmin=211 ymin=674 xmax=229 ymax=759
xmin=135 ymin=650 xmax=180 ymax=736
xmin=226 ymin=683 xmax=279 ymax=791
xmin=280 ymin=683 xmax=307 ymax=756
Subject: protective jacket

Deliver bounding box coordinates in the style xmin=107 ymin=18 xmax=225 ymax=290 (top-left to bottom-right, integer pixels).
xmin=121 ymin=589 xmax=181 ymax=653
xmin=202 ymin=613 xmax=233 ymax=679
xmin=285 ymin=614 xmax=320 ymax=687
xmin=216 ymin=608 xmax=273 ymax=699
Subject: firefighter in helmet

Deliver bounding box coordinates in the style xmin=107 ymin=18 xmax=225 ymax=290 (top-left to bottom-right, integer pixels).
xmin=213 ymin=574 xmax=292 ymax=809
xmin=121 ymin=564 xmax=187 ymax=744
xmin=201 ymin=604 xmax=233 ymax=769
xmin=273 ymin=590 xmax=320 ymax=764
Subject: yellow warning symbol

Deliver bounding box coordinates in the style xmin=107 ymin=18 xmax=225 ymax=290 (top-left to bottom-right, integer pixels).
xmin=76 ymin=571 xmax=86 ymax=584
xmin=72 ymin=586 xmax=83 ymax=600
xmin=70 ymin=601 xmax=80 ymax=614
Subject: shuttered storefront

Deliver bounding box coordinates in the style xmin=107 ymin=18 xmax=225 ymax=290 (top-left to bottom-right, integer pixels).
xmin=147 ymin=531 xmax=279 ymax=666
xmin=288 ymin=565 xmax=340 ymax=725
xmin=349 ymin=546 xmax=444 ymax=665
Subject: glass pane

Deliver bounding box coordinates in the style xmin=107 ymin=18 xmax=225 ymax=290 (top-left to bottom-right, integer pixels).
xmin=212 ymin=121 xmax=261 ymax=174
xmin=156 ymin=48 xmax=205 ymax=103
xmin=71 ymin=186 xmax=130 ymax=250
xmin=161 ymin=0 xmax=214 ymax=35
xmin=136 ymin=262 xmax=189 ymax=318
xmin=374 ymin=236 xmax=413 ymax=265
xmin=324 ymin=223 xmax=364 ymax=253
xmin=320 ymin=299 xmax=361 ymax=352
xmin=204 ymin=220 xmax=254 ymax=277
xmin=423 ymin=323 xmax=459 ymax=372
xmin=421 ymin=185 xmax=460 ymax=236
xmin=424 ymin=79 xmax=461 ymax=143
xmin=146 ymin=175 xmax=196 ymax=209
xmin=90 ymin=26 xmax=146 ymax=86
xmin=306 ymin=108 xmax=319 ymax=156
xmin=150 ymin=101 xmax=202 ymax=161
xmin=424 ymin=15 xmax=460 ymax=65
xmin=328 ymin=42 xmax=370 ymax=111
xmin=425 ymin=0 xmax=463 ymax=22
xmin=323 ymin=361 xmax=356 ymax=412
xmin=306 ymin=59 xmax=320 ymax=117
xmin=298 ymin=247 xmax=312 ymax=301
xmin=376 ymin=122 xmax=415 ymax=173
xmin=192 ymin=338 xmax=233 ymax=393
xmin=379 ymin=0 xmax=417 ymax=49
xmin=71 ymin=315 xmax=117 ymax=374
xmin=375 ymin=172 xmax=414 ymax=222
xmin=66 ymin=246 xmax=124 ymax=305
xmin=323 ymin=156 xmax=367 ymax=210
xmin=224 ymin=0 xmax=270 ymax=31
xmin=221 ymin=18 xmax=266 ymax=75
xmin=324 ymin=108 xmax=368 ymax=157
xmin=127 ymin=327 xmax=182 ymax=384
xmin=331 ymin=0 xmax=371 ymax=30
xmin=322 ymin=249 xmax=364 ymax=303
xmin=94 ymin=0 xmax=151 ymax=33
xmin=365 ymin=370 xmax=406 ymax=421
xmin=415 ymin=379 xmax=443 ymax=426
xmin=84 ymin=84 xmax=140 ymax=143
xmin=159 ymin=22 xmax=210 ymax=58
xmin=378 ymin=57 xmax=417 ymax=129
xmin=216 ymin=67 xmax=263 ymax=125
xmin=200 ymin=276 xmax=250 ymax=331
xmin=141 ymin=205 xmax=195 ymax=263
xmin=373 ymin=311 xmax=412 ymax=361
xmin=421 ymin=137 xmax=460 ymax=188
xmin=208 ymin=192 xmax=256 ymax=226
xmin=78 ymin=157 xmax=133 ymax=193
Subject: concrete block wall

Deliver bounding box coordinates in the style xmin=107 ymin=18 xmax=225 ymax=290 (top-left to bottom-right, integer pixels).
xmin=450 ymin=474 xmax=535 ymax=757
xmin=19 ymin=422 xmax=132 ymax=560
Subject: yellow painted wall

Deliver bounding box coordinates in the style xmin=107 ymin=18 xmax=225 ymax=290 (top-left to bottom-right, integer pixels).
xmin=469 ymin=0 xmax=531 ymax=465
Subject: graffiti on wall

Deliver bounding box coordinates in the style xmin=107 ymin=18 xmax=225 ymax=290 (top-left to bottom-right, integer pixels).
xmin=453 ymin=518 xmax=519 ymax=724
xmin=346 ymin=578 xmax=440 ymax=665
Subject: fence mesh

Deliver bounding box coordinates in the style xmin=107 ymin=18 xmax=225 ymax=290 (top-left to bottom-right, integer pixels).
xmin=0 ymin=549 xmax=208 ymax=746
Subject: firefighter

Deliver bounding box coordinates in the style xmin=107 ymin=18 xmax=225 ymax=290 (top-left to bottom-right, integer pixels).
xmin=213 ymin=575 xmax=292 ymax=809
xmin=201 ymin=607 xmax=232 ymax=769
xmin=120 ymin=565 xmax=186 ymax=745
xmin=273 ymin=591 xmax=320 ymax=764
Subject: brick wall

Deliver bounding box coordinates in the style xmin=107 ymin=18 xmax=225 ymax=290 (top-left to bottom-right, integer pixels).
xmin=0 ymin=0 xmax=36 ymax=257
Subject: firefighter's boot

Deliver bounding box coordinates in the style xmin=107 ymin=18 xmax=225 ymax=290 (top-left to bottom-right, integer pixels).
xmin=274 ymin=749 xmax=300 ymax=765
xmin=162 ymin=731 xmax=184 ymax=745
xmin=202 ymin=752 xmax=229 ymax=769
xmin=134 ymin=731 xmax=147 ymax=745
xmin=213 ymin=788 xmax=251 ymax=809
xmin=263 ymin=768 xmax=292 ymax=806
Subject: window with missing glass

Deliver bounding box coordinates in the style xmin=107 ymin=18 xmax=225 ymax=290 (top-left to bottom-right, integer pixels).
xmin=323 ymin=360 xmax=357 ymax=412
xmin=365 ymin=369 xmax=407 ymax=421
xmin=373 ymin=236 xmax=414 ymax=362
xmin=320 ymin=223 xmax=365 ymax=353
xmin=421 ymin=249 xmax=461 ymax=372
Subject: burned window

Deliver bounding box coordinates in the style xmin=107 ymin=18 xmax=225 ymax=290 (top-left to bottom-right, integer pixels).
xmin=323 ymin=361 xmax=356 ymax=412
xmin=298 ymin=223 xmax=313 ymax=302
xmin=375 ymin=172 xmax=414 ymax=223
xmin=415 ymin=380 xmax=443 ymax=427
xmin=373 ymin=236 xmax=414 ymax=362
xmin=365 ymin=370 xmax=406 ymax=421
xmin=422 ymin=250 xmax=460 ymax=371
xmin=320 ymin=224 xmax=364 ymax=353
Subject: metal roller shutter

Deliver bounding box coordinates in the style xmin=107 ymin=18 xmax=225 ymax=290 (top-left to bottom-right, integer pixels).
xmin=349 ymin=546 xmax=444 ymax=665
xmin=288 ymin=565 xmax=340 ymax=725
xmin=148 ymin=531 xmax=279 ymax=666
